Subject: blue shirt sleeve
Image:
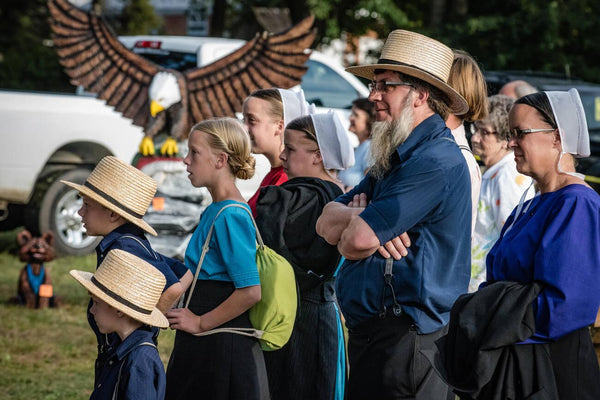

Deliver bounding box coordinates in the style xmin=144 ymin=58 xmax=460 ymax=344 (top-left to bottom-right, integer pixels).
xmin=359 ymin=159 xmax=448 ymax=244
xmin=213 ymin=208 xmax=260 ymax=288
xmin=532 ymin=192 xmax=600 ymax=340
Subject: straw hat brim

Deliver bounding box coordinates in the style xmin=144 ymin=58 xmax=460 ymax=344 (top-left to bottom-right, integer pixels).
xmin=70 ymin=270 xmax=168 ymax=328
xmin=346 ymin=63 xmax=469 ymax=115
xmin=61 ymin=180 xmax=157 ymax=236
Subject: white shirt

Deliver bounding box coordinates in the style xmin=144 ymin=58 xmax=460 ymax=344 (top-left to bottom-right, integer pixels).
xmin=451 ymin=124 xmax=481 ymax=234
xmin=470 ymin=152 xmax=533 ymax=292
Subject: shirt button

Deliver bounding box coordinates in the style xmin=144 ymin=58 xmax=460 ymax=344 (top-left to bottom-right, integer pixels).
xmin=109 ymin=361 xmax=113 ymax=365
xmin=97 ymin=384 xmax=101 ymax=388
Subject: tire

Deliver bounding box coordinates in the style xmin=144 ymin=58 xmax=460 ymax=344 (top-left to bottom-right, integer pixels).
xmin=26 ymin=168 xmax=100 ymax=256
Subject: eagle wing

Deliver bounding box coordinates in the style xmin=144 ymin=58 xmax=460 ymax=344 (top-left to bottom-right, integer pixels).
xmin=183 ymin=15 xmax=316 ymax=122
xmin=48 ymin=0 xmax=159 ymax=128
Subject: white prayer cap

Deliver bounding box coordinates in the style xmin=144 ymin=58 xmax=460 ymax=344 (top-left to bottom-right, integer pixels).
xmin=311 ymin=111 xmax=355 ymax=170
xmin=546 ymin=88 xmax=590 ymax=158
xmin=277 ymin=88 xmax=316 ymax=128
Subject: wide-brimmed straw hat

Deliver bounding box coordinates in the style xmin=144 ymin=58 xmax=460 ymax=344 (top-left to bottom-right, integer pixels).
xmin=61 ymin=156 xmax=158 ymax=236
xmin=346 ymin=30 xmax=468 ymax=114
xmin=70 ymin=249 xmax=168 ymax=328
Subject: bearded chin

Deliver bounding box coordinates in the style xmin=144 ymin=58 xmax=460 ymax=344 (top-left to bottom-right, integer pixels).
xmin=369 ymin=98 xmax=415 ymax=180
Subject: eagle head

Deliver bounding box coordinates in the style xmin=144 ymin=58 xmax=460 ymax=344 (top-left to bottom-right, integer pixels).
xmin=149 ymin=71 xmax=182 ymax=117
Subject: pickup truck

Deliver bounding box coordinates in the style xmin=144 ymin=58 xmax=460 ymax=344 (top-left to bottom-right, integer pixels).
xmin=0 ymin=89 xmax=143 ymax=254
xmin=0 ymin=36 xmax=368 ymax=256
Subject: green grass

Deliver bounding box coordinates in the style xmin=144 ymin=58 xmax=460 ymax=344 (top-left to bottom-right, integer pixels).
xmin=0 ymin=229 xmax=175 ymax=399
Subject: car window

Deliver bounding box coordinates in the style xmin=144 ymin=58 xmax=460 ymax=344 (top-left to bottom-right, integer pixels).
xmin=578 ymin=91 xmax=600 ymax=131
xmin=301 ymin=59 xmax=359 ymax=109
xmin=132 ymin=48 xmax=198 ymax=71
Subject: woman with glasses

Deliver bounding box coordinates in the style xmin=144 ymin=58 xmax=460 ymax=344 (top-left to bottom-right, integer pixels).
xmin=469 ymin=94 xmax=533 ymax=292
xmin=484 ymin=89 xmax=600 ymax=398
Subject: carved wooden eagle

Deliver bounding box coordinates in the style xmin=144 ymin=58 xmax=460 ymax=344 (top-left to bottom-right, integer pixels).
xmin=48 ymin=0 xmax=316 ymax=155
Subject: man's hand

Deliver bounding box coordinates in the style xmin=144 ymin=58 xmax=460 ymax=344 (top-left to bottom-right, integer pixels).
xmin=348 ymin=193 xmax=368 ymax=209
xmin=378 ymin=232 xmax=411 ymax=260
xmin=347 ymin=193 xmax=411 ymax=260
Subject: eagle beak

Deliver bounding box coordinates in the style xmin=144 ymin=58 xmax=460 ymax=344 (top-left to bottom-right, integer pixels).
xmin=150 ymin=100 xmax=165 ymax=118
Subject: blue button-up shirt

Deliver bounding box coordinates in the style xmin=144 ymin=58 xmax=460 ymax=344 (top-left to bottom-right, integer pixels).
xmin=90 ymin=327 xmax=166 ymax=400
xmin=90 ymin=223 xmax=186 ymax=371
xmin=335 ymin=114 xmax=471 ymax=334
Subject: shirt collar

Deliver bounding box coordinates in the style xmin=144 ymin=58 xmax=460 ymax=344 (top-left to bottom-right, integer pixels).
xmin=396 ymin=114 xmax=453 ymax=162
xmin=97 ymin=223 xmax=145 ymax=255
xmin=114 ymin=326 xmax=154 ymax=361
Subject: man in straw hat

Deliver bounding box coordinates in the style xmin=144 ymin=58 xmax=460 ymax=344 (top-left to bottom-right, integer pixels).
xmin=71 ymin=249 xmax=168 ymax=399
xmin=61 ymin=156 xmax=192 ymax=385
xmin=317 ymin=30 xmax=472 ymax=399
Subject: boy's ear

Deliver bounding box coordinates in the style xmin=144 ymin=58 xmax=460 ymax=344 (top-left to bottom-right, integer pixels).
xmin=108 ymin=211 xmax=124 ymax=223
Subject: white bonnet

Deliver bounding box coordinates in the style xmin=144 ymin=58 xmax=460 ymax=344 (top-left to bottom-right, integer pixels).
xmin=277 ymin=88 xmax=316 ymax=128
xmin=310 ymin=111 xmax=355 ymax=170
xmin=546 ymin=88 xmax=590 ymax=158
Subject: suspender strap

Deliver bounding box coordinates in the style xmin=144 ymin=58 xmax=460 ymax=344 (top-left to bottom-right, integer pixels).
xmin=379 ymin=257 xmax=403 ymax=318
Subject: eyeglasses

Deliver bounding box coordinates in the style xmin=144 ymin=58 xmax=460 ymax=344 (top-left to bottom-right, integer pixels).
xmin=368 ymin=81 xmax=414 ymax=94
xmin=470 ymin=125 xmax=496 ymax=137
xmin=507 ymin=128 xmax=556 ymax=141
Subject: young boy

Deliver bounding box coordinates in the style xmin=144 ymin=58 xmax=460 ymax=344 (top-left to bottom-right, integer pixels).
xmin=61 ymin=156 xmax=193 ymax=384
xmin=71 ymin=249 xmax=169 ymax=399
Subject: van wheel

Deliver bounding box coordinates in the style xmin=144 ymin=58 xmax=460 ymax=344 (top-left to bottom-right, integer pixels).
xmin=25 ymin=168 xmax=100 ymax=255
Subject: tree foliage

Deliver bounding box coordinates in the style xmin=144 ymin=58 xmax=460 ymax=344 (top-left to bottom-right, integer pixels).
xmin=1 ymin=0 xmax=600 ymax=91
xmin=0 ymin=0 xmax=162 ymax=91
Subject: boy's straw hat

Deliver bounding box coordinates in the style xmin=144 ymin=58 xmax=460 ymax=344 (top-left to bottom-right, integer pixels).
xmin=61 ymin=156 xmax=158 ymax=236
xmin=70 ymin=249 xmax=168 ymax=328
xmin=346 ymin=29 xmax=468 ymax=115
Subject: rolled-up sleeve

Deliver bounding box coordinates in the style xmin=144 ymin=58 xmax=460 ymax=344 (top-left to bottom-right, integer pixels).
xmin=359 ymin=160 xmax=447 ymax=245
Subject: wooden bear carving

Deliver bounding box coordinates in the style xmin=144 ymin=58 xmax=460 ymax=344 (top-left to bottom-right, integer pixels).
xmin=15 ymin=230 xmax=59 ymax=309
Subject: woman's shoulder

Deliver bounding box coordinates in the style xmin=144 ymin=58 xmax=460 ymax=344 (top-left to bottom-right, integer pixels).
xmin=543 ymin=184 xmax=600 ymax=216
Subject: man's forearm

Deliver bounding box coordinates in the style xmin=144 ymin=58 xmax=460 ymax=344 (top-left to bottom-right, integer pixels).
xmin=316 ymin=201 xmax=360 ymax=245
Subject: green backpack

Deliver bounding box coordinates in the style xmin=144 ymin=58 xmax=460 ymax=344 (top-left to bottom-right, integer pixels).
xmin=183 ymin=204 xmax=297 ymax=351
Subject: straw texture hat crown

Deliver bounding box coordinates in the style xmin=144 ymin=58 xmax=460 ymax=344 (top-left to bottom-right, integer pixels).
xmin=70 ymin=249 xmax=168 ymax=328
xmin=346 ymin=30 xmax=468 ymax=114
xmin=61 ymin=156 xmax=158 ymax=235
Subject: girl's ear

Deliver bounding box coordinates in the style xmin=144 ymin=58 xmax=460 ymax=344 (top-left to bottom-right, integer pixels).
xmin=215 ymin=152 xmax=229 ymax=169
xmin=313 ymin=148 xmax=323 ymax=165
xmin=275 ymin=119 xmax=285 ymax=136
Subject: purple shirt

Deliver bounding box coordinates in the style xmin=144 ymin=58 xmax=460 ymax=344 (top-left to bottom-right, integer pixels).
xmin=487 ymin=184 xmax=600 ymax=341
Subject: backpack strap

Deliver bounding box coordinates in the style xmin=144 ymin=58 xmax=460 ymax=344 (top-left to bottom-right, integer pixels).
xmin=184 ymin=204 xmax=262 ymax=309
xmin=112 ymin=342 xmax=157 ymax=400
xmin=183 ymin=203 xmax=265 ymax=339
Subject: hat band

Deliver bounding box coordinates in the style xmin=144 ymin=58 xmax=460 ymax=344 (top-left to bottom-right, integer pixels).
xmin=91 ymin=276 xmax=152 ymax=315
xmin=84 ymin=182 xmax=144 ymax=219
xmin=378 ymin=58 xmax=446 ymax=85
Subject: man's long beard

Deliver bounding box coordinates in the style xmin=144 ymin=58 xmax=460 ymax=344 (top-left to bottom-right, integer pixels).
xmin=369 ymin=95 xmax=415 ymax=180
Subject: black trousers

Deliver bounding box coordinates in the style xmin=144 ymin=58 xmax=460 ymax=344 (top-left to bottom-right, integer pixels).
xmin=346 ymin=313 xmax=453 ymax=400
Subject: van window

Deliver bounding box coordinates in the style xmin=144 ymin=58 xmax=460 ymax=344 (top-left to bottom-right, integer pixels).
xmin=301 ymin=59 xmax=359 ymax=109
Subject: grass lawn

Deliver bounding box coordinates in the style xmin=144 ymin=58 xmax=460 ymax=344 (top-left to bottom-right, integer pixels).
xmin=0 ymin=228 xmax=175 ymax=399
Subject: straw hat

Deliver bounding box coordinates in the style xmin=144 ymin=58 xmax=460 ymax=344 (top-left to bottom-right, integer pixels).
xmin=346 ymin=30 xmax=468 ymax=115
xmin=70 ymin=249 xmax=168 ymax=328
xmin=61 ymin=156 xmax=158 ymax=236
